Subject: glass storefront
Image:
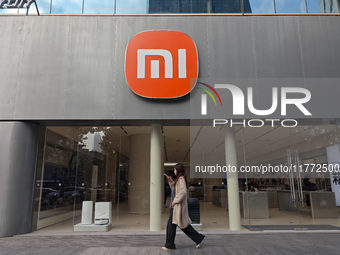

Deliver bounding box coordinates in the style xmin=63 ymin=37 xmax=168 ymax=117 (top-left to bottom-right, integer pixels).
xmin=190 ymin=123 xmax=340 ymax=231
xmin=33 ymin=123 xmax=340 ymax=233
xmin=35 ymin=127 xmax=131 ymax=230
xmin=35 ymin=126 xmax=186 ymax=231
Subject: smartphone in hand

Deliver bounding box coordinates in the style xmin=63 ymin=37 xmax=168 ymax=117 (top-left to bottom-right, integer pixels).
xmin=164 ymin=173 xmax=172 ymax=182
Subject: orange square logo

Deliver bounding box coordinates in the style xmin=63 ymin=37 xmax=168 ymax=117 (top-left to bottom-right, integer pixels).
xmin=125 ymin=30 xmax=198 ymax=98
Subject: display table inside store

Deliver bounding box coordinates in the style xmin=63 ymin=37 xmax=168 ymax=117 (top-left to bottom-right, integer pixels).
xmin=74 ymin=201 xmax=112 ymax=232
xmin=310 ymin=191 xmax=338 ymax=218
xmin=278 ymin=191 xmax=338 ymax=218
xmin=240 ymin=192 xmax=269 ymax=219
xmin=212 ymin=189 xmax=228 ymax=209
xmin=260 ymin=189 xmax=279 ymax=208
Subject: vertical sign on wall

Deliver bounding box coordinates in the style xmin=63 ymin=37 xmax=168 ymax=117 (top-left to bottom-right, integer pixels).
xmin=326 ymin=144 xmax=340 ymax=206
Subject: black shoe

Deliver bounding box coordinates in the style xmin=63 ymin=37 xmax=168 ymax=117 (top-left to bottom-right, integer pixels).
xmin=196 ymin=235 xmax=205 ymax=248
xmin=162 ymin=246 xmax=175 ymax=250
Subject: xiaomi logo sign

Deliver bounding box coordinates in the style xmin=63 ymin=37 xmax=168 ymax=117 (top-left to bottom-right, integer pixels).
xmin=125 ymin=30 xmax=198 ymax=98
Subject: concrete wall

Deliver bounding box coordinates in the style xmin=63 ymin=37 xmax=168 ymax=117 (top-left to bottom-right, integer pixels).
xmin=0 ymin=15 xmax=340 ymax=121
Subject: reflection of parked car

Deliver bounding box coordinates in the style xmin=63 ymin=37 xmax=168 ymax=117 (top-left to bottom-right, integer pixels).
xmin=56 ymin=186 xmax=86 ymax=206
xmin=62 ymin=186 xmax=85 ymax=198
xmin=39 ymin=188 xmax=60 ymax=206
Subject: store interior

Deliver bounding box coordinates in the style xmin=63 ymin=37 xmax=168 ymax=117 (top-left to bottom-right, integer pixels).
xmin=32 ymin=124 xmax=340 ymax=234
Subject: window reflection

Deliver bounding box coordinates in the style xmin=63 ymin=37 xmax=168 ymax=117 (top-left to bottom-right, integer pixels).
xmin=317 ymin=0 xmax=340 ymax=13
xmin=248 ymin=0 xmax=274 ymax=13
xmin=307 ymin=0 xmax=320 ymax=12
xmin=0 ymin=8 xmax=16 ymax=14
xmin=1 ymin=0 xmax=339 ymax=14
xmin=211 ymin=0 xmax=243 ymax=13
xmin=38 ymin=129 xmax=81 ymax=217
xmin=84 ymin=0 xmax=114 ymax=14
xmin=275 ymin=0 xmax=307 ymax=13
xmin=116 ymin=0 xmax=146 ymax=14
xmin=34 ymin=0 xmax=51 ymax=14
xmin=148 ymin=0 xmax=247 ymax=14
xmin=179 ymin=0 xmax=209 ymax=13
xmin=148 ymin=0 xmax=179 ymax=13
xmin=51 ymin=0 xmax=83 ymax=14
xmin=38 ymin=127 xmax=130 ymax=227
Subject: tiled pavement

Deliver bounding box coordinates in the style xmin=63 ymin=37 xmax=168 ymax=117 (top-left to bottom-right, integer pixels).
xmin=1 ymin=232 xmax=340 ymax=254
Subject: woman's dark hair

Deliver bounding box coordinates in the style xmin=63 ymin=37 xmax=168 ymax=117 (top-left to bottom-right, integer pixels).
xmin=174 ymin=163 xmax=188 ymax=187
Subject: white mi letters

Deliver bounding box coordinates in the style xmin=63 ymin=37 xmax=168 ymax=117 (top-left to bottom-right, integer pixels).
xmin=137 ymin=49 xmax=187 ymax=79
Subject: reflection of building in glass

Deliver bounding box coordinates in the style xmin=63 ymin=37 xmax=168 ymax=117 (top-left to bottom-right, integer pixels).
xmin=148 ymin=0 xmax=251 ymax=13
xmin=319 ymin=0 xmax=340 ymax=13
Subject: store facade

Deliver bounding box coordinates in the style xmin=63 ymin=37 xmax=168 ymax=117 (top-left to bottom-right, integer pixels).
xmin=1 ymin=11 xmax=340 ymax=236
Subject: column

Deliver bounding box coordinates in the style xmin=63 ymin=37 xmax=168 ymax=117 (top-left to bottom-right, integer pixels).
xmin=150 ymin=124 xmax=162 ymax=231
xmin=225 ymin=126 xmax=241 ymax=231
xmin=0 ymin=122 xmax=40 ymax=237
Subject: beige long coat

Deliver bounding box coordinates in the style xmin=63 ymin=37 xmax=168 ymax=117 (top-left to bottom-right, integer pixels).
xmin=170 ymin=176 xmax=192 ymax=229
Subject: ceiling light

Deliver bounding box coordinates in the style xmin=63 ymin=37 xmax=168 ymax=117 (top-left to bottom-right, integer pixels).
xmin=164 ymin=163 xmax=177 ymax=166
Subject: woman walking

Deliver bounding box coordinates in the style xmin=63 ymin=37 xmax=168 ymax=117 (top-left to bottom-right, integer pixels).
xmin=162 ymin=163 xmax=205 ymax=250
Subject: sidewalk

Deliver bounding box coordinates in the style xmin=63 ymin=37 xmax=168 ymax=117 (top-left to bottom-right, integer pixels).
xmin=1 ymin=231 xmax=340 ymax=255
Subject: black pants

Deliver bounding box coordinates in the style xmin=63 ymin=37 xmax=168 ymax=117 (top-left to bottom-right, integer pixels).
xmin=164 ymin=208 xmax=205 ymax=249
